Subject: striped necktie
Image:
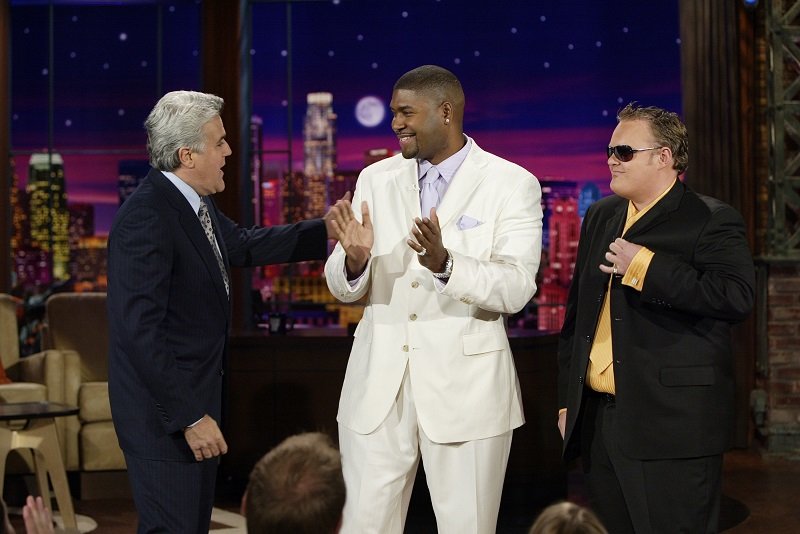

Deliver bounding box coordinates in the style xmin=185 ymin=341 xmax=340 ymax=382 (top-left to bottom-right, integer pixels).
xmin=198 ymin=198 xmax=230 ymax=297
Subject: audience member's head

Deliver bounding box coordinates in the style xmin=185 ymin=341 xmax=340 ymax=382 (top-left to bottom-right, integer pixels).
xmin=243 ymin=432 xmax=345 ymax=534
xmin=528 ymin=502 xmax=608 ymax=534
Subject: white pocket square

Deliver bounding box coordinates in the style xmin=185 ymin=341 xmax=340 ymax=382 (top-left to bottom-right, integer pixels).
xmin=456 ymin=214 xmax=483 ymax=230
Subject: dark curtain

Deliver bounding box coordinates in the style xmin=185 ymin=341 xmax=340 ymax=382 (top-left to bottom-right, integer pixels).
xmin=1 ymin=2 xmax=11 ymax=292
xmin=679 ymin=0 xmax=763 ymax=448
xmin=679 ymin=0 xmax=763 ymax=246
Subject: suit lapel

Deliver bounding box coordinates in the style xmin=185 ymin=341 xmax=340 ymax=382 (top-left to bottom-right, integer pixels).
xmin=604 ymin=202 xmax=627 ymax=242
xmin=150 ymin=171 xmax=229 ymax=309
xmin=436 ymin=142 xmax=489 ymax=230
xmin=393 ymin=161 xmax=424 ymax=222
xmin=623 ymin=180 xmax=684 ymax=240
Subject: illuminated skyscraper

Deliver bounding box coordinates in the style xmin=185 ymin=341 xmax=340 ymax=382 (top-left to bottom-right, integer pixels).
xmin=13 ymin=248 xmax=52 ymax=289
xmin=68 ymin=203 xmax=96 ymax=281
xmin=68 ymin=203 xmax=95 ymax=243
xmin=251 ymin=115 xmax=265 ymax=224
xmin=71 ymin=235 xmax=108 ymax=291
xmin=28 ymin=153 xmax=69 ymax=281
xmin=261 ymin=178 xmax=281 ymax=227
xmin=10 ymin=158 xmax=30 ymax=250
xmin=549 ymin=197 xmax=580 ymax=287
xmin=578 ymin=182 xmax=602 ymax=217
xmin=303 ymin=92 xmax=337 ymax=218
xmin=282 ymin=170 xmax=305 ymax=224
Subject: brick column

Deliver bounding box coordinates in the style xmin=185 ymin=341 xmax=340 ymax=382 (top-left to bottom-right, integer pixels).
xmin=761 ymin=264 xmax=800 ymax=452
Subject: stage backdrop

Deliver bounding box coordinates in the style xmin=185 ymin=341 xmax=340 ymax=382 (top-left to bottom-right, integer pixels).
xmin=8 ymin=0 xmax=680 ymax=331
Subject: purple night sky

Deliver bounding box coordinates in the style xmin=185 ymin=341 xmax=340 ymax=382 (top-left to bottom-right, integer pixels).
xmin=10 ymin=0 xmax=681 ymax=234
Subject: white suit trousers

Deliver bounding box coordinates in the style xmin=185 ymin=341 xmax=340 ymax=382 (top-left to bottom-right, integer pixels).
xmin=338 ymin=368 xmax=513 ymax=534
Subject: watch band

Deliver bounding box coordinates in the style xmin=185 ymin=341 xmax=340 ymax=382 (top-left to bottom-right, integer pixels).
xmin=432 ymin=250 xmax=453 ymax=279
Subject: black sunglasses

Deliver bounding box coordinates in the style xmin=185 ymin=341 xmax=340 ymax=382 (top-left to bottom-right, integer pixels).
xmin=607 ymin=145 xmax=663 ymax=162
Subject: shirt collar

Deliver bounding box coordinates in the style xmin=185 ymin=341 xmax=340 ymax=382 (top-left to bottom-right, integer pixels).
xmin=417 ymin=134 xmax=472 ymax=183
xmin=625 ymin=178 xmax=678 ymax=230
xmin=162 ymin=171 xmax=203 ymax=215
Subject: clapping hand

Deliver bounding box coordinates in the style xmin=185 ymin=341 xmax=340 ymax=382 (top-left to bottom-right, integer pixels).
xmin=323 ymin=191 xmax=353 ymax=240
xmin=330 ymin=200 xmax=373 ymax=278
xmin=407 ymin=209 xmax=448 ymax=274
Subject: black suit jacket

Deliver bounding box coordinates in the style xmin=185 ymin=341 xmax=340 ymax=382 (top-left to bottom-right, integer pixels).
xmin=558 ymin=181 xmax=755 ymax=461
xmin=107 ymin=168 xmax=327 ymax=461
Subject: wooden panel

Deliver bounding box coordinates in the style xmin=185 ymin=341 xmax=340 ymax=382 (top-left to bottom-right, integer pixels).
xmin=219 ymin=330 xmax=566 ymax=525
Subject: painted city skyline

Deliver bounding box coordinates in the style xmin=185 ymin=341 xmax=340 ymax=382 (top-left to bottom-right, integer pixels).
xmin=10 ymin=0 xmax=682 ymax=235
xmin=8 ymin=1 xmax=681 ymax=328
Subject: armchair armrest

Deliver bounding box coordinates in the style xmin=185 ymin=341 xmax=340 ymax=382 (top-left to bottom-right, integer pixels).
xmin=15 ymin=349 xmax=68 ymax=404
xmin=0 ymin=383 xmax=47 ymax=403
xmin=14 ymin=349 xmax=82 ymax=471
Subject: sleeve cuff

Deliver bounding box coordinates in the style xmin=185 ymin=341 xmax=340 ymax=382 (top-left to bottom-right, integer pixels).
xmin=622 ymin=246 xmax=654 ymax=291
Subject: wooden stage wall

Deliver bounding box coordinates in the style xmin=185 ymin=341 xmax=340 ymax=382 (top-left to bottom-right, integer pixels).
xmin=219 ymin=330 xmax=566 ymax=525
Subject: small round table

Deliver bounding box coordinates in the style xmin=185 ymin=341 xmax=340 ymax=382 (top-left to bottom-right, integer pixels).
xmin=0 ymin=401 xmax=79 ymax=531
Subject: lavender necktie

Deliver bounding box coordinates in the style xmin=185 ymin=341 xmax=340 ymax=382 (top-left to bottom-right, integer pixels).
xmin=198 ymin=198 xmax=230 ymax=297
xmin=419 ymin=166 xmax=441 ymax=218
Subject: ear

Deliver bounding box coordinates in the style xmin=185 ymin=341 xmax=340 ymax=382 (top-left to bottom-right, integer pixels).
xmin=441 ymin=101 xmax=453 ymax=124
xmin=658 ymin=147 xmax=673 ymax=169
xmin=178 ymin=146 xmax=194 ymax=168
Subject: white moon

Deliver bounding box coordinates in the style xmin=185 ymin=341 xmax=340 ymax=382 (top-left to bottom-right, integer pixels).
xmin=355 ymin=96 xmax=385 ymax=127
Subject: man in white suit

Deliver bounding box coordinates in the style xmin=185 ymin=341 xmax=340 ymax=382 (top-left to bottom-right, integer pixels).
xmin=325 ymin=65 xmax=543 ymax=533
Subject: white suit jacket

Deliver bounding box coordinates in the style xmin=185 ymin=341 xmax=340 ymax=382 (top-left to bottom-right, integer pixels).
xmin=325 ymin=138 xmax=543 ymax=443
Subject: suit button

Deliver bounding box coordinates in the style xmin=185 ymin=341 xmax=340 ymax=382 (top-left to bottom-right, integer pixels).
xmin=411 ymin=281 xmax=419 ymax=288
xmin=584 ymin=336 xmax=591 ymax=342
xmin=615 ymin=360 xmax=622 ymax=365
xmin=219 ymin=369 xmax=225 ymax=376
xmin=402 ymin=345 xmax=409 ymax=352
xmin=409 ymin=314 xmax=417 ymax=321
xmin=578 ymin=376 xmax=584 ymax=384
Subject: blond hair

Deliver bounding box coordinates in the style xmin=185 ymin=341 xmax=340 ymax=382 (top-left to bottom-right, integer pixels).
xmin=529 ymin=502 xmax=608 ymax=534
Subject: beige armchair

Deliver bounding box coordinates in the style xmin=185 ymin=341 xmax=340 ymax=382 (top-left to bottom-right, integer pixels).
xmin=0 ymin=294 xmax=67 ymax=404
xmin=34 ymin=292 xmax=125 ymax=473
xmin=1 ymin=293 xmax=70 ymax=474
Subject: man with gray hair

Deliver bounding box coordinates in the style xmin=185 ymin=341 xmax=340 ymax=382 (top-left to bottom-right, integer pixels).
xmin=107 ymin=90 xmax=345 ymax=533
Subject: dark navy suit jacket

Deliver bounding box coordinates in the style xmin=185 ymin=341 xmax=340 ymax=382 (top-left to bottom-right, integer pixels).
xmin=107 ymin=168 xmax=327 ymax=462
xmin=558 ymin=180 xmax=755 ymax=461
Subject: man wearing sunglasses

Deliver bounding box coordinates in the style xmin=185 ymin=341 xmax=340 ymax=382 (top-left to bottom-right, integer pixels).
xmin=557 ymin=103 xmax=755 ymax=533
